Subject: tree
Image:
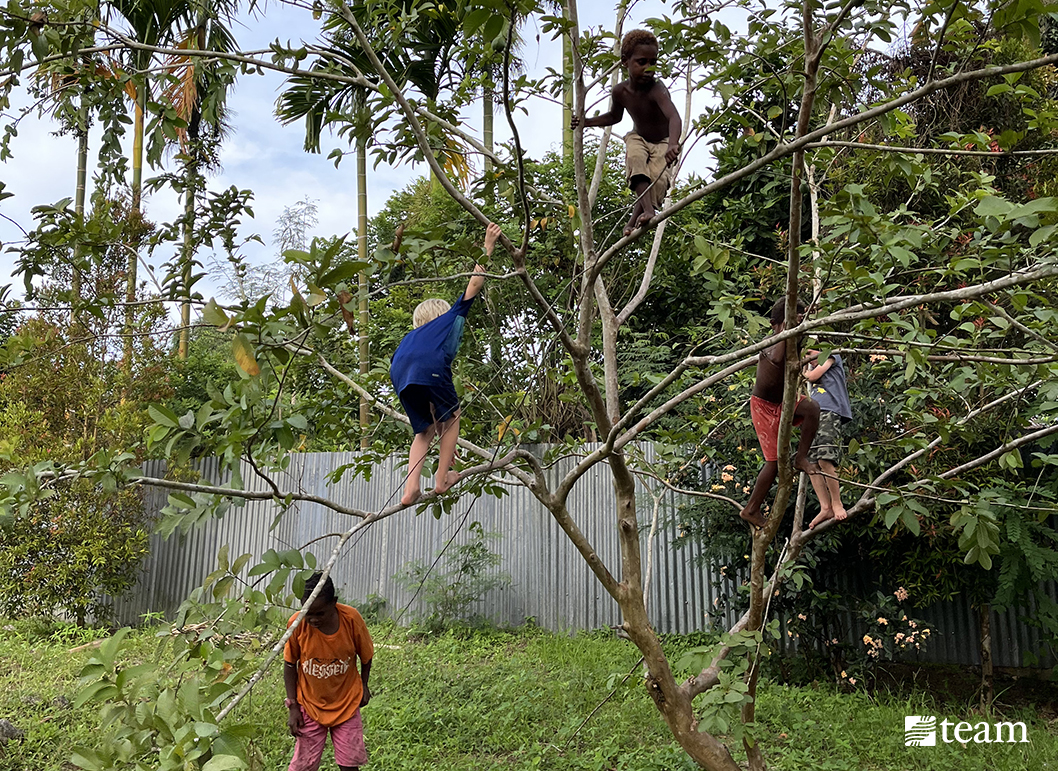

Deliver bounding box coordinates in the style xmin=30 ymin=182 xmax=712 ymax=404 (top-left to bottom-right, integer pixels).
xmin=0 ymin=196 xmax=167 ymax=624
xmin=1 ymin=1 xmax=1057 ymax=769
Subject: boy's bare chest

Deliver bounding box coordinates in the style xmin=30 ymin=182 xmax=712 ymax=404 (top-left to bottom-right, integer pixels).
xmin=617 ymin=87 xmax=668 ymax=140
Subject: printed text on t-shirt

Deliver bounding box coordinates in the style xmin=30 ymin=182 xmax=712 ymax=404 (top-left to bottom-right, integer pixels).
xmin=302 ymin=658 xmax=351 ymax=679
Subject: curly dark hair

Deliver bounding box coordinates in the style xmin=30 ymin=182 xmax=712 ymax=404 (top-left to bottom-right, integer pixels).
xmin=620 ymin=29 xmax=658 ymax=61
xmin=769 ymin=297 xmax=805 ymax=326
xmin=303 ymin=572 xmax=336 ymax=604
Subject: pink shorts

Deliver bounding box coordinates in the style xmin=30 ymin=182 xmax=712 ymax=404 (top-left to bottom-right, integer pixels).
xmin=289 ymin=707 xmax=368 ymax=771
xmin=750 ymin=395 xmax=804 ymax=462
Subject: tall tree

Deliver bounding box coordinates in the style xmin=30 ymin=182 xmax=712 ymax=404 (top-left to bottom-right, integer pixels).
xmin=2 ymin=1 xmax=1058 ymax=769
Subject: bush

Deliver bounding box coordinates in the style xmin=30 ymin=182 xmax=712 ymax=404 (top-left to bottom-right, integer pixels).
xmin=0 ymin=481 xmax=152 ymax=625
xmin=395 ymin=520 xmax=511 ymax=631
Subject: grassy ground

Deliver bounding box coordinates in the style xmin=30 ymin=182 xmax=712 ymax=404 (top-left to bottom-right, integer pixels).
xmin=1 ymin=620 xmax=1056 ymax=770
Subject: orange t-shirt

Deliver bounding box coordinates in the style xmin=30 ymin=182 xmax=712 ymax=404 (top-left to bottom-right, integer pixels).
xmin=283 ymin=604 xmax=374 ymax=727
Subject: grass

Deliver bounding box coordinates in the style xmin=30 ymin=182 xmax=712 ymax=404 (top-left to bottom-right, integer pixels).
xmin=1 ymin=619 xmax=1056 ymax=770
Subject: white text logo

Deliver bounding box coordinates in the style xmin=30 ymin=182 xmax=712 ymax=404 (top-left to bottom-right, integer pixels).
xmin=905 ymin=715 xmax=1028 ymax=745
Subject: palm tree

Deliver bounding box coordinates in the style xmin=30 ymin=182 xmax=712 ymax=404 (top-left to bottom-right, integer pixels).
xmin=278 ymin=1 xmax=479 ymax=441
xmin=104 ymin=0 xmax=197 ymax=361
xmin=277 ymin=15 xmax=376 ymax=443
xmin=160 ymin=3 xmax=238 ymax=358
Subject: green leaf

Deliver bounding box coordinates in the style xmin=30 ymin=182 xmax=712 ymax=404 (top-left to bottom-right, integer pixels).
xmin=975 ymin=195 xmax=1013 ymax=219
xmin=1029 ymin=224 xmax=1056 ymax=247
xmin=482 ymin=14 xmax=504 ymax=42
xmin=202 ymin=754 xmax=246 ymax=771
xmin=71 ymin=748 xmax=105 ymax=771
xmin=202 ymin=298 xmax=230 ymax=328
xmin=306 ymin=282 xmax=327 ymax=307
xmin=73 ymin=680 xmax=119 ymax=709
xmin=463 ymin=7 xmax=491 ymax=35
xmin=319 ymin=262 xmax=369 ymax=287
xmin=900 ymin=508 xmax=921 ymax=536
xmin=148 ymin=405 xmax=181 ymax=428
xmin=213 ymin=575 xmax=235 ymax=600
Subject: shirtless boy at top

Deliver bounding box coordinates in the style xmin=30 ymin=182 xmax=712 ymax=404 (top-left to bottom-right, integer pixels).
xmin=571 ymin=29 xmax=682 ymax=236
xmin=740 ymin=299 xmax=822 ymax=529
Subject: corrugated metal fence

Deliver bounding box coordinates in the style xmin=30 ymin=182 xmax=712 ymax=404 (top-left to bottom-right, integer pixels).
xmin=113 ymin=449 xmax=1054 ymax=669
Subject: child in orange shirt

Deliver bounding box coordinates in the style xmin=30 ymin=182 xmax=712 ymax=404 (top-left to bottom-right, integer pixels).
xmin=283 ymin=573 xmax=374 ymax=771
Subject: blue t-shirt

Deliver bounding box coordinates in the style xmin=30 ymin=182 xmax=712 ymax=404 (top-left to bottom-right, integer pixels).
xmin=389 ymin=293 xmax=475 ymax=394
xmin=810 ymin=353 xmax=852 ymax=422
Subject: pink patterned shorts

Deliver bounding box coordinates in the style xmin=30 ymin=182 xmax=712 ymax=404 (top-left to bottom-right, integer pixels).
xmin=289 ymin=707 xmax=367 ymax=771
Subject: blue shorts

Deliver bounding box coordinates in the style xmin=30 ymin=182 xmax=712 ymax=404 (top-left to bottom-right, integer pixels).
xmin=399 ymin=383 xmax=460 ymax=434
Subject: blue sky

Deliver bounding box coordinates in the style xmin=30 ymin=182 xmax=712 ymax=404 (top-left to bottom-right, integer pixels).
xmin=0 ymin=1 xmax=717 ymax=302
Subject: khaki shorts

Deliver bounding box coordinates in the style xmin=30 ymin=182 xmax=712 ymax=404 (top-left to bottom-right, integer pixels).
xmin=808 ymin=410 xmax=844 ymax=465
xmin=624 ymin=131 xmax=676 ymax=209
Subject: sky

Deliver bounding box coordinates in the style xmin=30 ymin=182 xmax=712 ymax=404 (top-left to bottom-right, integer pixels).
xmin=0 ymin=0 xmax=721 ymax=303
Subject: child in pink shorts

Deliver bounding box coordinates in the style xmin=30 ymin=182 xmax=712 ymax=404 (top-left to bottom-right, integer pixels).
xmin=739 ymin=299 xmax=821 ymax=529
xmin=284 ymin=573 xmax=374 ymax=771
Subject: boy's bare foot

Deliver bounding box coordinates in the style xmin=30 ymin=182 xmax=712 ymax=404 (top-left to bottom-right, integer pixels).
xmin=400 ymin=489 xmax=422 ymax=506
xmin=808 ymin=510 xmax=833 ymax=529
xmin=636 ymin=209 xmax=654 ymax=229
xmin=739 ymin=508 xmax=767 ymax=529
xmin=833 ymin=503 xmax=848 ymax=521
xmin=794 ymin=458 xmax=822 ymax=476
xmin=433 ymin=470 xmax=461 ymax=495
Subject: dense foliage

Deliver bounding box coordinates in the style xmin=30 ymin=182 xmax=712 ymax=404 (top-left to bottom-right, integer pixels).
xmin=0 ymin=0 xmax=1057 ymax=770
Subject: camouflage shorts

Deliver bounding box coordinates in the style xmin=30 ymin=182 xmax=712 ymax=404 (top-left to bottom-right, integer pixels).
xmin=808 ymin=410 xmax=843 ymax=464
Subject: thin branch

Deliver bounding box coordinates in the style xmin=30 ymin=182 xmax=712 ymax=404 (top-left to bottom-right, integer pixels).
xmin=805 ymin=140 xmax=1058 ymax=156
xmin=826 ymin=348 xmax=1058 ymax=366
xmin=927 ymin=1 xmax=960 ymax=85
xmin=134 ymin=475 xmax=371 ymax=518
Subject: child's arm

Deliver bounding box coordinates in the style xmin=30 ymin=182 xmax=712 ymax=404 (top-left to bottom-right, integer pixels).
xmin=803 ymin=350 xmax=835 ymax=383
xmin=359 ymin=658 xmax=372 ymax=706
xmin=654 ymin=84 xmax=683 ymax=164
xmin=466 ymin=222 xmax=500 ymax=300
xmin=571 ymin=91 xmax=625 ymax=130
xmin=283 ymin=661 xmax=302 ymax=735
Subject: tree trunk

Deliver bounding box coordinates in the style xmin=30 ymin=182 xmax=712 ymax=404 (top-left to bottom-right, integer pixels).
xmin=979 ymin=603 xmax=993 ymax=712
xmin=72 ymin=96 xmax=88 ymax=309
xmin=562 ymin=27 xmax=572 ymax=161
xmin=483 ymin=86 xmax=494 ymax=174
xmin=357 ymin=135 xmax=370 ymax=448
xmin=125 ymin=86 xmax=146 ymax=369
xmin=178 ymin=163 xmax=195 ymax=360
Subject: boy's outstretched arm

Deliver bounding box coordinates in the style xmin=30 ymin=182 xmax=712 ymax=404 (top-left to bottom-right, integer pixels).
xmin=571 ymin=96 xmax=624 ymax=129
xmin=466 ymin=222 xmax=501 ymax=300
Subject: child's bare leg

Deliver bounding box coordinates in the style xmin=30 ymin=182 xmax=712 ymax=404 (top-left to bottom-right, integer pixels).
xmin=432 ymin=411 xmax=461 ymax=494
xmin=793 ymin=399 xmax=821 ymax=475
xmin=624 ymin=199 xmax=644 ymax=237
xmin=820 ymin=459 xmax=846 ymax=520
xmin=635 ymin=178 xmax=657 ymax=232
xmin=625 ymin=176 xmax=654 ymax=235
xmin=740 ymin=461 xmax=777 ymax=529
xmin=807 ymin=468 xmax=834 ymax=529
xmin=402 ymin=426 xmax=436 ymax=505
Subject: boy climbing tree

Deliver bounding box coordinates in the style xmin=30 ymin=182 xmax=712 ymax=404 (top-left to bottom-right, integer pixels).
xmin=389 ymin=222 xmax=501 ymax=505
xmin=571 ymin=29 xmax=682 ymax=236
xmin=740 ymin=298 xmax=822 ymax=529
